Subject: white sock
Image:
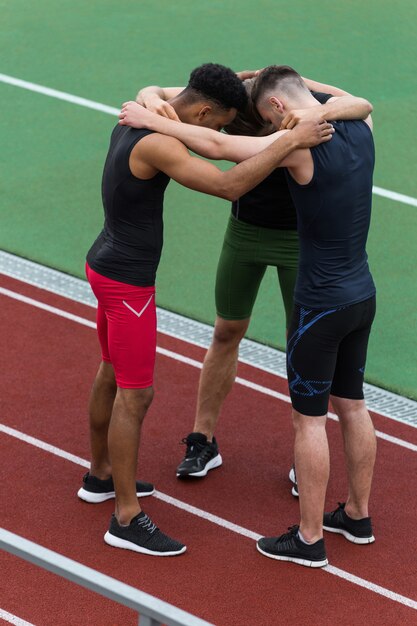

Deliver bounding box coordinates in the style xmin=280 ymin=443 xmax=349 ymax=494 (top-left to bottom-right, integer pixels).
xmin=298 ymin=529 xmax=312 ymax=544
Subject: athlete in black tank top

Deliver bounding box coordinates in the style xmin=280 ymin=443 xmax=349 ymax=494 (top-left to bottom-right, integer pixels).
xmin=87 ymin=125 xmax=170 ymax=286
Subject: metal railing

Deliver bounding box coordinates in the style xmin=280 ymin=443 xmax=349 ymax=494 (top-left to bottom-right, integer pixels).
xmin=0 ymin=528 xmax=214 ymax=626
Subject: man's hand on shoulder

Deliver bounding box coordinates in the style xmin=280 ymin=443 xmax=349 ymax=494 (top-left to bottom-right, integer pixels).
xmin=280 ymin=107 xmax=327 ymax=130
xmin=290 ymin=120 xmax=334 ymax=148
xmin=119 ymin=101 xmax=171 ymax=129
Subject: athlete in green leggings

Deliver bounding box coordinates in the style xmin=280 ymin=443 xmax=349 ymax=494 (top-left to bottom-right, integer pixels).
xmin=134 ymin=74 xmax=372 ymax=482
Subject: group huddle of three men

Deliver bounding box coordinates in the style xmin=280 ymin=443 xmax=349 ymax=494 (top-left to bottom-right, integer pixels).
xmin=77 ymin=62 xmax=377 ymax=568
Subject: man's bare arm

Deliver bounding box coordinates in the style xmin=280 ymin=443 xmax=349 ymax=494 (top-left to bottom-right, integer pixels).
xmin=136 ymin=86 xmax=183 ymax=121
xmin=134 ymin=131 xmax=317 ymax=202
xmin=120 ymin=102 xmax=333 ymax=163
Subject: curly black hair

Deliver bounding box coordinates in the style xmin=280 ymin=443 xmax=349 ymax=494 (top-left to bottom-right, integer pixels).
xmin=185 ymin=63 xmax=248 ymax=111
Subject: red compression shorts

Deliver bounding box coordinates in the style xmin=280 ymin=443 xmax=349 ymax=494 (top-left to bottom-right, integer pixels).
xmin=86 ymin=263 xmax=156 ymax=388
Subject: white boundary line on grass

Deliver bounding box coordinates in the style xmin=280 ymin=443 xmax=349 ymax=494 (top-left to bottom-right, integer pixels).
xmin=1 ymin=72 xmax=417 ymax=208
xmin=1 ymin=423 xmax=417 ymax=612
xmin=1 ymin=285 xmax=417 ymax=453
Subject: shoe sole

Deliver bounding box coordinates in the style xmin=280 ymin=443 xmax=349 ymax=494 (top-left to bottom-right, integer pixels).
xmin=104 ymin=531 xmax=186 ymax=556
xmin=176 ymin=453 xmax=223 ymax=478
xmin=77 ymin=487 xmax=155 ymax=503
xmin=323 ymin=525 xmax=375 ymax=544
xmin=256 ymin=543 xmax=328 ymax=568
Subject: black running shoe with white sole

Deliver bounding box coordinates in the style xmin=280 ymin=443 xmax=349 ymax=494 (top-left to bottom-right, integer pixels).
xmin=289 ymin=465 xmax=298 ymax=497
xmin=77 ymin=472 xmax=154 ymax=503
xmin=104 ymin=512 xmax=186 ymax=556
xmin=176 ymin=433 xmax=222 ymax=478
xmin=257 ymin=525 xmax=328 ymax=568
xmin=323 ymin=502 xmax=375 ymax=544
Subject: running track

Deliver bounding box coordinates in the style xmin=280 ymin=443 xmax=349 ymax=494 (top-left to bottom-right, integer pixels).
xmin=1 ymin=273 xmax=417 ymax=626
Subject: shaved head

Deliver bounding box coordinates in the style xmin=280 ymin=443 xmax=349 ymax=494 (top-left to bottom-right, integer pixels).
xmin=251 ymin=65 xmax=309 ymax=108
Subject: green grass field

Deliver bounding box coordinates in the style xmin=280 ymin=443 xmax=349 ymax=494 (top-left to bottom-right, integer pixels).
xmin=1 ymin=0 xmax=417 ymax=399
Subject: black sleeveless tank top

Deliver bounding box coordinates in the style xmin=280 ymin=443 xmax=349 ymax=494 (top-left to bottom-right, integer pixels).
xmin=87 ymin=125 xmax=170 ymax=286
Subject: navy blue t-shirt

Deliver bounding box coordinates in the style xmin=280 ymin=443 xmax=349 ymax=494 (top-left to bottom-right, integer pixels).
xmin=285 ymin=120 xmax=376 ymax=309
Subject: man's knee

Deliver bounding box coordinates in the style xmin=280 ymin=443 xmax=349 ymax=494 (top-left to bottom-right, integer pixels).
xmin=212 ymin=317 xmax=249 ymax=348
xmin=116 ymin=386 xmax=154 ymax=417
xmin=330 ymin=395 xmax=367 ymax=420
xmin=292 ymin=408 xmax=327 ymax=432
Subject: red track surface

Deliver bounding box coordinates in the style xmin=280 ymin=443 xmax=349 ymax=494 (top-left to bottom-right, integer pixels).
xmin=1 ymin=274 xmax=417 ymax=626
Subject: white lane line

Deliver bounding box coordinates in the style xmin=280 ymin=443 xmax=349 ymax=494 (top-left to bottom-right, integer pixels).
xmin=0 ymin=73 xmax=118 ymax=116
xmin=0 ymin=287 xmax=96 ymax=329
xmin=0 ymin=609 xmax=35 ymax=625
xmin=372 ymin=185 xmax=417 ymax=208
xmin=0 ymin=424 xmax=89 ymax=469
xmin=0 ymin=72 xmax=416 ymax=209
xmin=2 ymin=285 xmax=417 ymax=453
xmin=1 ymin=423 xmax=416 ymax=612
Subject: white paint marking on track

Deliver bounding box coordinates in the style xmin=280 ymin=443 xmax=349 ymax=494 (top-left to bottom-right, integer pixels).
xmin=326 ymin=566 xmax=417 ymax=610
xmin=1 ymin=424 xmax=416 ymax=612
xmin=2 ymin=286 xmax=417 ymax=453
xmin=0 ymin=424 xmax=89 ymax=469
xmin=0 ymin=608 xmax=36 ymax=626
xmin=0 ymin=72 xmax=416 ymax=209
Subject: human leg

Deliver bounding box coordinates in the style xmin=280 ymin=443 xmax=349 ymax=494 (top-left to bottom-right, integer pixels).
xmin=80 ymin=266 xmax=155 ymax=500
xmin=194 ymin=315 xmax=250 ymax=439
xmin=177 ymin=217 xmax=266 ymax=477
xmin=109 ymin=386 xmax=154 ymax=524
xmin=331 ymin=397 xmax=376 ymax=520
xmin=88 ymin=360 xmax=117 ymax=479
xmin=323 ymin=298 xmax=376 ymax=542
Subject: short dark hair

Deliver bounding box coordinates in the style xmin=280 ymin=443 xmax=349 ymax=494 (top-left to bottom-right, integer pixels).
xmin=252 ymin=65 xmax=307 ymax=106
xmin=184 ymin=63 xmax=248 ymax=112
xmin=224 ymin=78 xmax=275 ymax=137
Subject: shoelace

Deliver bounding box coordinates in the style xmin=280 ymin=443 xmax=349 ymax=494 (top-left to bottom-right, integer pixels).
xmin=274 ymin=525 xmax=299 ymax=545
xmin=136 ymin=514 xmax=157 ymax=534
xmin=180 ymin=437 xmax=206 ymax=455
xmin=330 ymin=502 xmax=345 ymax=518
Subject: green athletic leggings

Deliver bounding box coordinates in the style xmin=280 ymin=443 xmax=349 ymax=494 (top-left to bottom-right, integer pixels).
xmin=215 ymin=215 xmax=299 ymax=328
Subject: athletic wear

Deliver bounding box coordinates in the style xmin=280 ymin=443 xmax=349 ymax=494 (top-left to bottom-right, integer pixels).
xmin=232 ymin=168 xmax=297 ymax=229
xmin=104 ymin=512 xmax=186 ymax=556
xmin=77 ymin=472 xmax=154 ymax=503
xmin=87 ymin=125 xmax=170 ymax=287
xmin=323 ymin=503 xmax=375 ymax=544
xmin=176 ymin=433 xmax=222 ymax=478
xmin=286 ymin=120 xmax=376 ymax=310
xmin=257 ymin=525 xmax=328 ymax=568
xmin=215 ymin=216 xmax=298 ymax=325
xmin=217 ymin=93 xmax=332 ymax=324
xmin=86 ymin=263 xmax=156 ymax=388
xmin=287 ymin=296 xmax=376 ymax=416
xmin=231 ymin=91 xmax=331 ymax=231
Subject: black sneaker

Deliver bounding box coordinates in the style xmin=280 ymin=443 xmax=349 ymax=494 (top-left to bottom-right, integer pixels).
xmin=289 ymin=465 xmax=298 ymax=497
xmin=257 ymin=525 xmax=328 ymax=568
xmin=104 ymin=512 xmax=186 ymax=556
xmin=323 ymin=502 xmax=375 ymax=544
xmin=77 ymin=472 xmax=155 ymax=503
xmin=176 ymin=433 xmax=222 ymax=478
